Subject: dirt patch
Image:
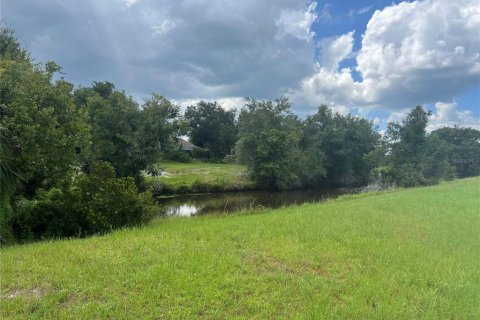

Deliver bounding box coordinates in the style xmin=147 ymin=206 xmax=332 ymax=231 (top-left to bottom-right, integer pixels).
xmin=0 ymin=287 xmax=47 ymax=299
xmin=243 ymin=253 xmax=330 ymax=277
xmin=330 ymin=292 xmax=346 ymax=306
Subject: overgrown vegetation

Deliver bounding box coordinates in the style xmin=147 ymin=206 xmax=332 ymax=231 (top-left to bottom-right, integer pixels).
xmin=10 ymin=162 xmax=157 ymax=242
xmin=0 ymin=29 xmax=165 ymax=243
xmin=1 ymin=178 xmax=479 ymax=318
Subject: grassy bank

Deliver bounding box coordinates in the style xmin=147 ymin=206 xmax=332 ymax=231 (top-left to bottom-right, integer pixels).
xmin=144 ymin=161 xmax=255 ymax=195
xmin=1 ymin=178 xmax=479 ymax=319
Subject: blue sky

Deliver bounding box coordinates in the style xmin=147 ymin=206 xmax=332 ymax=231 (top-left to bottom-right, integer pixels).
xmin=2 ymin=0 xmax=479 ymax=130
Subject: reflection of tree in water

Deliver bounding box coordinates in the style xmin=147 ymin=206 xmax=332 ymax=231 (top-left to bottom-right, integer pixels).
xmin=157 ymin=188 xmax=349 ymax=217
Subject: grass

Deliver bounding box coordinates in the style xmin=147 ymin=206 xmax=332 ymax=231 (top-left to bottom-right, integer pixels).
xmin=1 ymin=178 xmax=479 ymax=319
xmin=144 ymin=161 xmax=255 ymax=194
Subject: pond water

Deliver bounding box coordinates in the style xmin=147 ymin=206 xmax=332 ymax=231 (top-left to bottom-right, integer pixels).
xmin=156 ymin=188 xmax=351 ymax=217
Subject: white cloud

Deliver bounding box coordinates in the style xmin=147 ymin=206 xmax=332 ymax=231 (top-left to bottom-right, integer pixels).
xmin=382 ymin=102 xmax=479 ymax=131
xmin=175 ymin=97 xmax=244 ymax=111
xmin=276 ymin=2 xmax=317 ymax=41
xmin=293 ymin=0 xmax=480 ymax=113
xmin=428 ymin=101 xmax=480 ymax=131
xmin=387 ymin=109 xmax=410 ymax=124
xmin=356 ymin=0 xmax=480 ymax=108
xmin=291 ymin=63 xmax=360 ymax=107
xmin=372 ymin=117 xmax=382 ymax=126
xmin=318 ymin=31 xmax=355 ymax=71
xmin=151 ymin=19 xmax=177 ymax=36
xmin=347 ymin=6 xmax=372 ymax=18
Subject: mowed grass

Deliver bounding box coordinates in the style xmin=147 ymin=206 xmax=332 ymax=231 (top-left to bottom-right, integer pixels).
xmin=1 ymin=178 xmax=479 ymax=319
xmin=144 ymin=161 xmax=254 ymax=193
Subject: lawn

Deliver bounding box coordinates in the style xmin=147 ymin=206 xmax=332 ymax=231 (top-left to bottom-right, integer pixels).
xmin=1 ymin=178 xmax=479 ymax=319
xmin=144 ymin=161 xmax=255 ymax=194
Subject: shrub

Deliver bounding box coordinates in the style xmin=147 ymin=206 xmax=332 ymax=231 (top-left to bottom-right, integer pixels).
xmin=163 ymin=149 xmax=192 ymax=163
xmin=10 ymin=161 xmax=158 ymax=242
xmin=144 ymin=163 xmax=164 ymax=177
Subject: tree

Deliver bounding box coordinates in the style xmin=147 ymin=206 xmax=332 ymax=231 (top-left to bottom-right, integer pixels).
xmin=1 ymin=28 xmax=90 ymax=241
xmin=75 ymin=85 xmax=184 ymax=179
xmin=432 ymin=126 xmax=480 ymax=178
xmin=184 ymin=101 xmax=237 ymax=160
xmin=137 ymin=94 xmax=184 ymax=165
xmin=379 ymin=106 xmax=454 ymax=186
xmin=236 ymin=97 xmax=301 ymax=189
xmin=0 ymin=28 xmax=90 ymax=196
xmin=302 ymin=106 xmax=380 ymax=187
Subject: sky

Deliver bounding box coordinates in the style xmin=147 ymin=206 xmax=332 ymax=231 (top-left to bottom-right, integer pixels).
xmin=2 ymin=0 xmax=479 ymax=130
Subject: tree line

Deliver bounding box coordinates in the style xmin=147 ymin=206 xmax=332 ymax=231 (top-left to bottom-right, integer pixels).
xmin=1 ymin=28 xmax=479 ymax=243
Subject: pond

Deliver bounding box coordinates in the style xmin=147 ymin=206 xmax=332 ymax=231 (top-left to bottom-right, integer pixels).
xmin=156 ymin=188 xmax=351 ymax=217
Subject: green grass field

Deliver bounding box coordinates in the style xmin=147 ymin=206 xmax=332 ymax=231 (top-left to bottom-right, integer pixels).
xmin=1 ymin=178 xmax=479 ymax=319
xmin=144 ymin=161 xmax=254 ymax=194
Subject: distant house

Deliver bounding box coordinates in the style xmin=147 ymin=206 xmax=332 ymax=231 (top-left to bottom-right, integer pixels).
xmin=177 ymin=137 xmax=197 ymax=152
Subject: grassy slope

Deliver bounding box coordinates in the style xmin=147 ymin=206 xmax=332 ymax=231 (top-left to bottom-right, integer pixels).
xmin=1 ymin=178 xmax=479 ymax=319
xmin=144 ymin=161 xmax=254 ymax=194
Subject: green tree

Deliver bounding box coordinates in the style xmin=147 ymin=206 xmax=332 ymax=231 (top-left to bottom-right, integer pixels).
xmin=1 ymin=28 xmax=90 ymax=242
xmin=302 ymin=106 xmax=379 ymax=186
xmin=184 ymin=101 xmax=237 ymax=160
xmin=380 ymin=106 xmax=454 ymax=186
xmin=75 ymin=85 xmax=184 ymax=179
xmin=138 ymin=94 xmax=184 ymax=164
xmin=236 ymin=98 xmax=301 ymax=189
xmin=432 ymin=126 xmax=480 ymax=178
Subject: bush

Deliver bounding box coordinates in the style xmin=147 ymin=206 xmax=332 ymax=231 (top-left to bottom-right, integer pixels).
xmin=163 ymin=149 xmax=192 ymax=163
xmin=10 ymin=162 xmax=158 ymax=242
xmin=144 ymin=163 xmax=164 ymax=177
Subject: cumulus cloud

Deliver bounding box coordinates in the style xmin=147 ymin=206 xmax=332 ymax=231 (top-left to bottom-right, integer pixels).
xmin=276 ymin=2 xmax=317 ymax=41
xmin=318 ymin=31 xmax=355 ymax=71
xmin=294 ymin=0 xmax=480 ymax=113
xmin=428 ymin=102 xmax=480 ymax=131
xmin=383 ymin=102 xmax=480 ymax=131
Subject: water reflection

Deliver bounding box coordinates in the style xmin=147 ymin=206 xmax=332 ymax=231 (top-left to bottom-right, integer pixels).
xmin=157 ymin=188 xmax=349 ymax=217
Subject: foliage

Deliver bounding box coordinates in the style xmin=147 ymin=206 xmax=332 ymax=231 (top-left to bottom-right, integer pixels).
xmin=74 ymin=82 xmax=142 ymax=177
xmin=432 ymin=126 xmax=480 ymax=178
xmin=236 ymin=97 xmax=302 ymax=190
xmin=1 ymin=29 xmax=165 ymax=244
xmin=162 ymin=147 xmax=192 ymax=163
xmin=185 ymin=101 xmax=237 ymax=160
xmin=378 ymin=106 xmax=455 ymax=187
xmin=191 ymin=146 xmax=210 ymax=160
xmin=1 ymin=27 xmax=90 ymax=243
xmin=1 ymin=31 xmax=90 ymax=197
xmin=74 ymin=86 xmax=184 ymax=178
xmin=302 ymin=105 xmax=380 ymax=187
xmin=138 ymin=94 xmax=184 ymax=163
xmin=10 ymin=162 xmax=158 ymax=242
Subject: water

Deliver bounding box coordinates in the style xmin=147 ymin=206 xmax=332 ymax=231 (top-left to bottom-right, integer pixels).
xmin=156 ymin=188 xmax=350 ymax=217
